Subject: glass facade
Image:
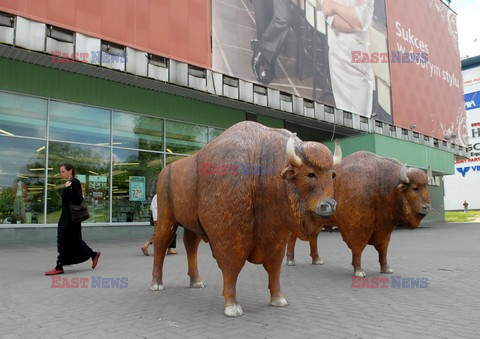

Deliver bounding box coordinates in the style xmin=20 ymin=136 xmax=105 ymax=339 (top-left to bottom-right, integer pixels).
xmin=0 ymin=91 xmax=224 ymax=226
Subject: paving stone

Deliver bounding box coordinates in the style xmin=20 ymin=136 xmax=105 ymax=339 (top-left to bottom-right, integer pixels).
xmin=0 ymin=222 xmax=479 ymax=338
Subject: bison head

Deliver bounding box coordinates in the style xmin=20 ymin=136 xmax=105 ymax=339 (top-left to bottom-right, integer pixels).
xmin=281 ymin=134 xmax=337 ymax=219
xmin=397 ymin=164 xmax=432 ymax=228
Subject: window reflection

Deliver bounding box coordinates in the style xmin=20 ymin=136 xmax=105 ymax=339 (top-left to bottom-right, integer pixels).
xmin=0 ymin=137 xmax=46 ymax=224
xmin=112 ymin=149 xmax=163 ymax=222
xmin=47 ymin=142 xmax=111 ymax=224
xmin=113 ymin=111 xmax=164 ymax=151
xmin=0 ymin=91 xmax=228 ymax=227
xmin=0 ymin=92 xmax=47 ymax=139
xmin=49 ymin=101 xmax=110 ymax=145
xmin=208 ymin=127 xmax=224 ymax=142
xmin=166 ymin=121 xmax=207 ymax=154
xmin=165 ymin=154 xmax=188 ymax=167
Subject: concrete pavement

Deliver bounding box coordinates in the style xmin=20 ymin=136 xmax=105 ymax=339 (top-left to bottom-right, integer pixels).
xmin=1 ymin=222 xmax=479 ymax=338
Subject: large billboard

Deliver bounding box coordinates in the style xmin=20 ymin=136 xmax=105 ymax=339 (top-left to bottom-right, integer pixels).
xmin=212 ymin=0 xmax=392 ymax=123
xmin=386 ymin=0 xmax=466 ymax=145
xmin=444 ymin=91 xmax=480 ymax=210
xmin=0 ymin=0 xmax=211 ymax=68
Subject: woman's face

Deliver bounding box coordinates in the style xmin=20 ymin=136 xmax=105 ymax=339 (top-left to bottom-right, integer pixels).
xmin=59 ymin=166 xmax=72 ymax=180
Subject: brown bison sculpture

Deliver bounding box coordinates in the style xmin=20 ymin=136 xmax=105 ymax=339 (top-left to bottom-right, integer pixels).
xmin=150 ymin=121 xmax=337 ymax=317
xmin=286 ymin=140 xmax=432 ymax=277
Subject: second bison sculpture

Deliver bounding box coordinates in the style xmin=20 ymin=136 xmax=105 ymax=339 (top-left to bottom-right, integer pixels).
xmin=286 ymin=141 xmax=432 ymax=277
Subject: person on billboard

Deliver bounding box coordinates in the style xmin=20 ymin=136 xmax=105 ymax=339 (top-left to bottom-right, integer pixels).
xmin=250 ymin=0 xmax=301 ymax=84
xmin=323 ymin=0 xmax=374 ymax=117
xmin=141 ymin=193 xmax=177 ymax=256
xmin=45 ymin=163 xmax=101 ymax=276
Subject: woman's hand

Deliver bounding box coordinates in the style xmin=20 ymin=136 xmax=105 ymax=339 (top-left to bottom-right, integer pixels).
xmin=65 ymin=181 xmax=72 ymax=188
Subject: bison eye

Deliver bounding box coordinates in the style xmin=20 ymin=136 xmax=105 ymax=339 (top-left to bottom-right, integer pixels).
xmin=332 ymin=171 xmax=336 ymax=179
xmin=307 ymin=173 xmax=316 ymax=178
xmin=412 ymin=187 xmax=419 ymax=192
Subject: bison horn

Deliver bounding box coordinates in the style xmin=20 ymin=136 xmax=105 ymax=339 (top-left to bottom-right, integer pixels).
xmin=286 ymin=133 xmax=303 ymax=167
xmin=400 ymin=163 xmax=410 ymax=184
xmin=333 ymin=139 xmax=342 ymax=166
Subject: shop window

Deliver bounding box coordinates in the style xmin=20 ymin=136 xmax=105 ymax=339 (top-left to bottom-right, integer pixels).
xmin=0 ymin=12 xmax=14 ymax=27
xmin=188 ymin=65 xmax=206 ymax=79
xmin=113 ymin=111 xmax=164 ymax=151
xmin=0 ymin=137 xmax=46 ymax=224
xmin=112 ymin=149 xmax=163 ymax=223
xmin=253 ymin=84 xmax=267 ymax=95
xmin=49 ymin=101 xmax=110 ymax=145
xmin=0 ymin=91 xmax=47 ymax=139
xmin=47 ymin=25 xmax=74 ymax=43
xmin=166 ymin=121 xmax=208 ymax=155
xmin=46 ymin=142 xmax=111 ymax=224
xmin=148 ymin=54 xmax=168 ymax=68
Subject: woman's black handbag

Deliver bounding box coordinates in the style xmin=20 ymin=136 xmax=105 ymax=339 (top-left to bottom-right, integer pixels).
xmin=70 ymin=199 xmax=90 ymax=222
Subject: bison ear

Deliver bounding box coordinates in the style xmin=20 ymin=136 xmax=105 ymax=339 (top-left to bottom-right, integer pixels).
xmin=397 ymin=183 xmax=408 ymax=192
xmin=281 ymin=166 xmax=298 ymax=180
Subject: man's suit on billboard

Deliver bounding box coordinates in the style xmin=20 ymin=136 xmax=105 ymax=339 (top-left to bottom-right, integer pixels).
xmin=251 ymin=0 xmax=300 ymax=84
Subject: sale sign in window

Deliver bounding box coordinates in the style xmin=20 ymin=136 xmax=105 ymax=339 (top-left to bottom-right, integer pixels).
xmin=129 ymin=176 xmax=146 ymax=202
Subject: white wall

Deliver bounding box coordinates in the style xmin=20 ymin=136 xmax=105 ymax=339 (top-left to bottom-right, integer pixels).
xmin=444 ymin=159 xmax=480 ymax=210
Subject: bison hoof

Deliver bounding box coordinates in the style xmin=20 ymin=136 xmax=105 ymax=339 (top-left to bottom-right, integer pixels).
xmin=150 ymin=282 xmax=165 ymax=291
xmin=381 ymin=267 xmax=394 ymax=274
xmin=190 ymin=281 xmax=206 ymax=288
xmin=224 ymin=304 xmax=243 ymax=317
xmin=286 ymin=259 xmax=296 ymax=266
xmin=270 ymin=297 xmax=288 ymax=307
xmin=354 ymin=270 xmax=366 ymax=277
xmin=312 ymin=258 xmax=324 ymax=265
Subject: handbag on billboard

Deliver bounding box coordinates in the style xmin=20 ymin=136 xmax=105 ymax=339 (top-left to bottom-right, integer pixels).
xmin=70 ymin=199 xmax=90 ymax=223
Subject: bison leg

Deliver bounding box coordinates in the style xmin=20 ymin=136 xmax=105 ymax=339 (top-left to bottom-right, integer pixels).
xmin=183 ymin=228 xmax=206 ymax=288
xmin=221 ymin=267 xmax=244 ymax=317
xmin=264 ymin=247 xmax=288 ymax=307
xmin=309 ymin=236 xmax=324 ymax=265
xmin=285 ymin=232 xmax=297 ymax=266
xmin=151 ymin=223 xmax=178 ymax=291
xmin=375 ymin=239 xmax=394 ymax=274
xmin=351 ymin=247 xmax=367 ymax=277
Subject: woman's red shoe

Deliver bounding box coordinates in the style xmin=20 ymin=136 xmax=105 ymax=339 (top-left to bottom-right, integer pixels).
xmin=92 ymin=252 xmax=101 ymax=269
xmin=45 ymin=268 xmax=64 ymax=276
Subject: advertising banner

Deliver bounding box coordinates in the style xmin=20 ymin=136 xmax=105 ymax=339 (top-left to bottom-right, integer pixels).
xmin=464 ymin=91 xmax=480 ymax=112
xmin=212 ymin=0 xmax=392 ymax=122
xmin=0 ymin=0 xmax=211 ymax=68
xmin=386 ymin=0 xmax=466 ymax=145
xmin=443 ymin=90 xmax=480 ymax=210
xmin=464 ymin=91 xmax=480 ymax=158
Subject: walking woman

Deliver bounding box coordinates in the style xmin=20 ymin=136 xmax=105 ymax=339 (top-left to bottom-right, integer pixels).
xmin=45 ymin=163 xmax=101 ymax=275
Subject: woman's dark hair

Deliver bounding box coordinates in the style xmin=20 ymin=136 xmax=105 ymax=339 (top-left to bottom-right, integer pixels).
xmin=60 ymin=163 xmax=76 ymax=178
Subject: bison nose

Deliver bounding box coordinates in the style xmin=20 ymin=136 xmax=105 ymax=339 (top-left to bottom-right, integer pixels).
xmin=419 ymin=203 xmax=432 ymax=215
xmin=314 ymin=197 xmax=336 ymax=218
